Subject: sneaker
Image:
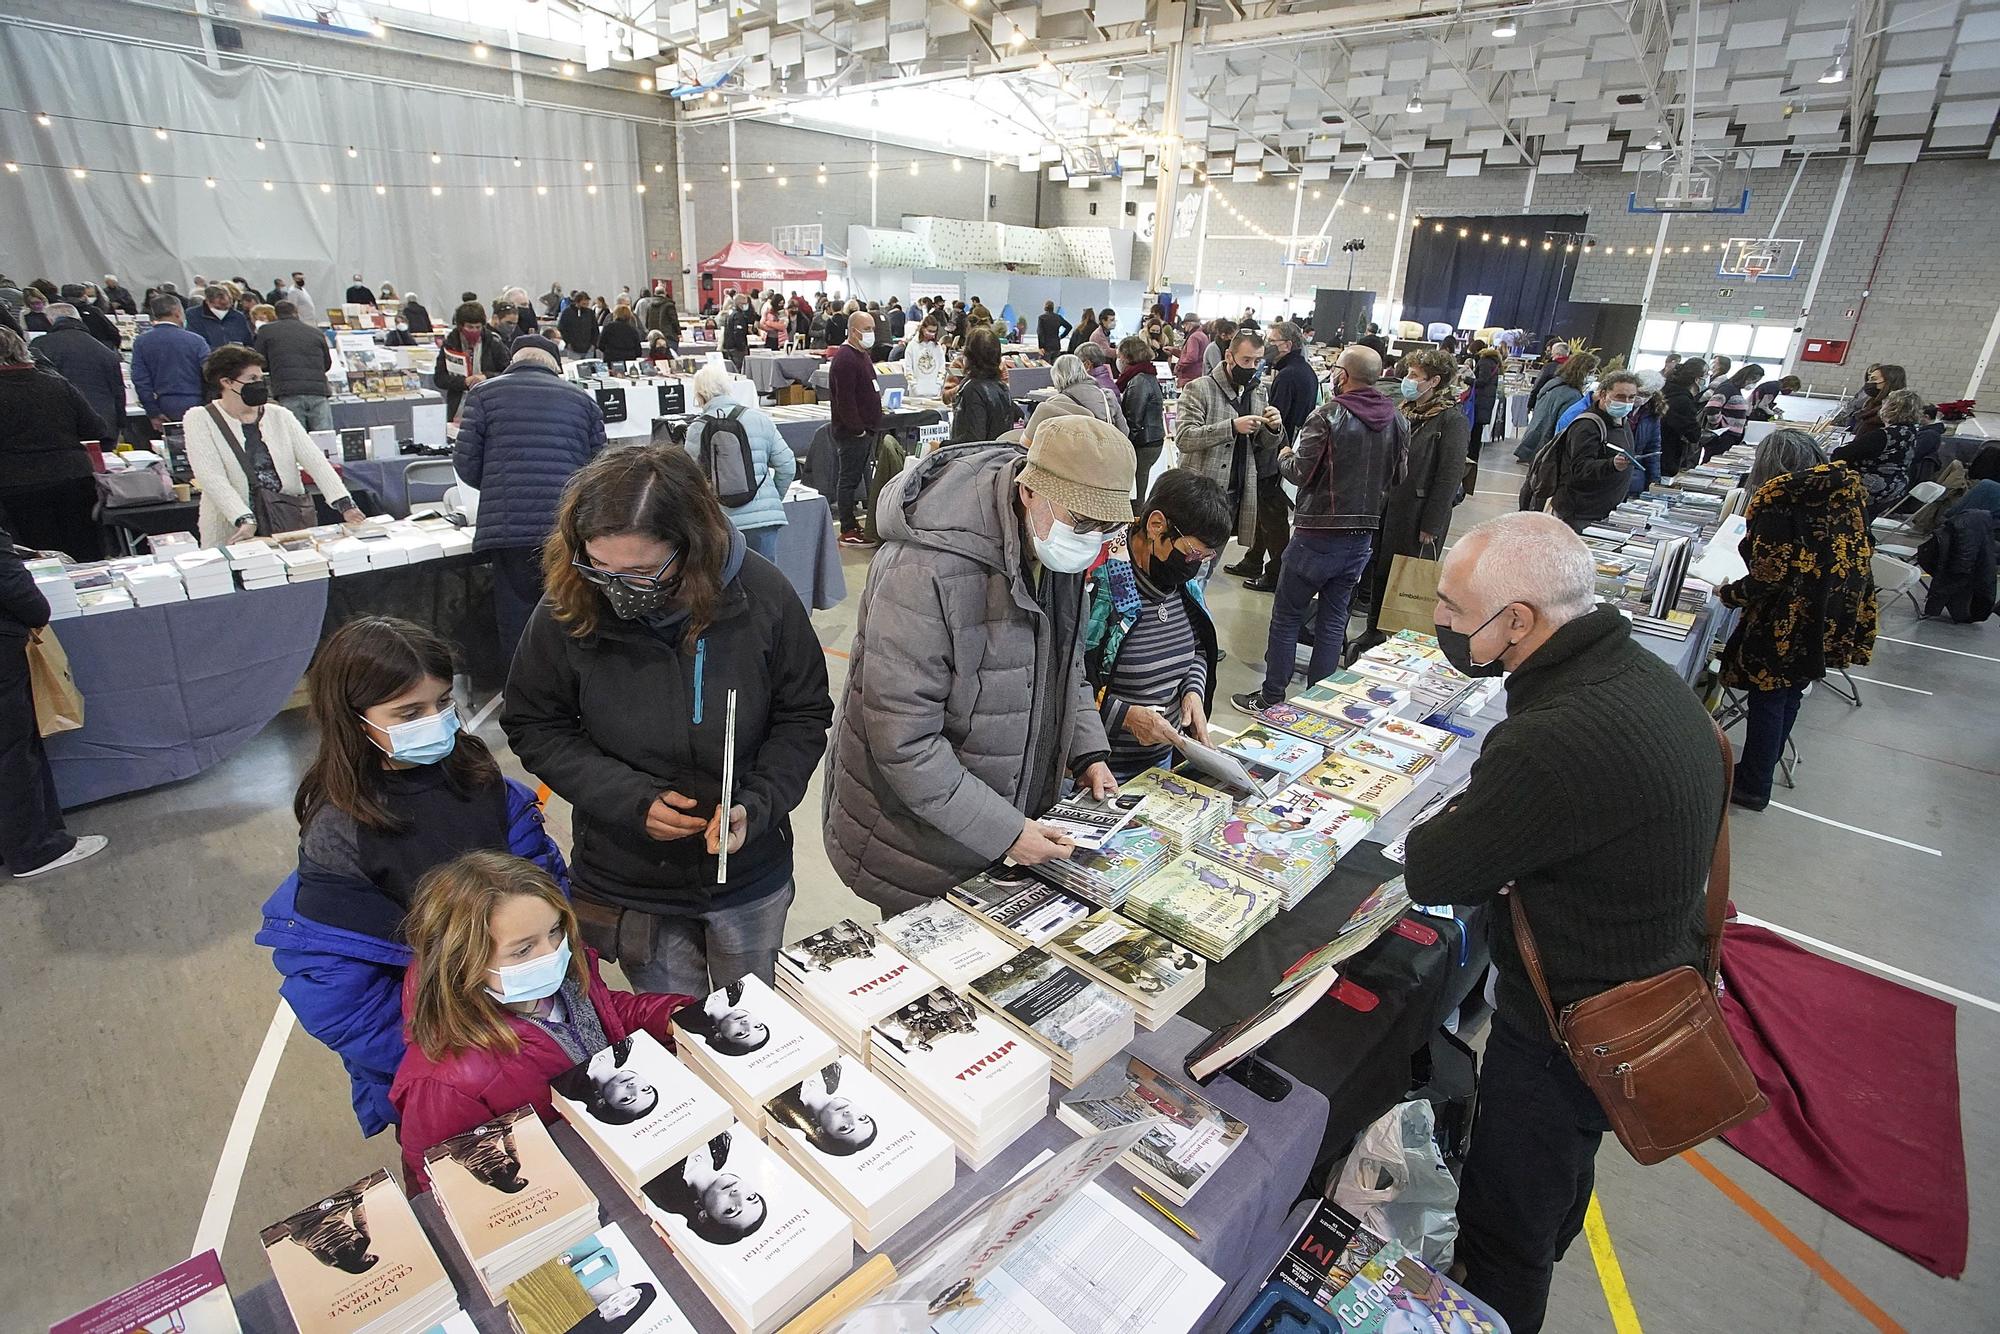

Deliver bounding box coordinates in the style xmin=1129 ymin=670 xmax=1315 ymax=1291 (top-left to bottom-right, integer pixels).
xmin=837 ymin=531 xmax=874 ymax=547
xmin=1230 ymin=689 xmax=1275 ymax=719
xmin=14 ymin=834 xmax=108 ymax=879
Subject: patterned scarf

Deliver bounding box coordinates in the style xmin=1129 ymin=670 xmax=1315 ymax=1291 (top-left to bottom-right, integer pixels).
xmin=1402 ymin=387 xmax=1452 ymax=423
xmin=524 ymin=972 xmax=610 ymax=1064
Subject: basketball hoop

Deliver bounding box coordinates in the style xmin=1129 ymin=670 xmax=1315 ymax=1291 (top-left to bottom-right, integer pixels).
xmin=1742 ymin=253 xmax=1771 ymax=282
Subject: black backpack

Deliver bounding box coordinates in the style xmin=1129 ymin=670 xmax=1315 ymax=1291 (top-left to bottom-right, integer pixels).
xmin=1521 ymin=413 xmax=1604 ymax=512
xmin=700 ymin=407 xmax=763 ymax=508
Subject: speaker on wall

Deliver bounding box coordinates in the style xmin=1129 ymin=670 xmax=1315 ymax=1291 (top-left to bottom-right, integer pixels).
xmin=212 ymin=23 xmax=243 ymax=49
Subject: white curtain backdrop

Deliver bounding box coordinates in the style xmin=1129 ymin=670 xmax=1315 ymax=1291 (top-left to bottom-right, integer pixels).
xmin=0 ymin=25 xmax=647 ymax=305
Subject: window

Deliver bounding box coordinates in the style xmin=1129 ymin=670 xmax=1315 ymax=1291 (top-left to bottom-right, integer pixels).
xmin=1634 ymin=317 xmax=1794 ymax=367
xmin=1751 ymin=325 xmax=1792 ymax=359
xmin=1711 ymin=323 xmax=1753 ymax=358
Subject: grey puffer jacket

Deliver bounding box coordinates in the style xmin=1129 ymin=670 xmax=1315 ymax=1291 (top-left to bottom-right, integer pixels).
xmin=823 ymin=443 xmax=1108 ymax=914
xmin=1173 ymin=363 xmax=1279 ymax=539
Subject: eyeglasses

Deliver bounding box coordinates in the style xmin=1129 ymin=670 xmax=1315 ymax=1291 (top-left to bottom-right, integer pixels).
xmin=570 ymin=549 xmax=681 ymax=591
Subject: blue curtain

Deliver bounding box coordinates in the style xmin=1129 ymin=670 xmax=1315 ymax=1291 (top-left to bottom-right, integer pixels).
xmin=1401 ymin=213 xmax=1587 ymax=337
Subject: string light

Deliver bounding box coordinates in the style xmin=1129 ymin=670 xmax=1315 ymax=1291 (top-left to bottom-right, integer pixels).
xmin=255 ymin=137 xmax=266 ymax=150
xmin=155 ymin=127 xmax=169 ymax=140
xmin=472 ymin=42 xmax=489 ymax=59
xmin=586 ymin=183 xmax=597 ymax=194
xmin=561 ymin=63 xmax=576 ymax=76
xmin=431 ymin=184 xmax=443 ymax=196
xmin=952 ymin=159 xmax=963 ymax=172
xmin=583 ymin=159 xmax=595 ymax=172
xmin=778 ymin=176 xmax=788 ymax=186
xmin=139 ymin=172 xmax=152 ymax=184
xmin=261 ymin=179 xmax=273 ymax=190
xmin=484 ymin=185 xmax=496 ymax=196
xmin=71 ymin=167 xmax=87 ymax=179
xmin=635 ymin=183 xmax=646 ymax=194
xmin=319 ymin=181 xmax=331 ymax=193
xmin=684 ymin=181 xmax=694 ymax=192
xmin=430 ymin=150 xmax=442 ymax=164
xmin=35 ymin=113 xmax=51 ymax=127
xmin=653 ymin=162 xmax=665 ymax=173
xmin=207 ymin=177 xmax=218 ymax=188
xmin=639 ymin=77 xmax=653 ymax=91
xmin=6 ymin=161 xmax=19 ymax=173
xmin=909 ymin=160 xmax=920 ymax=175
xmin=347 ymin=145 xmax=358 ymax=158
xmin=536 ymin=184 xmax=548 ymax=195
xmin=766 ymin=162 xmax=775 ymax=174
xmin=373 ymin=183 xmax=384 ymax=194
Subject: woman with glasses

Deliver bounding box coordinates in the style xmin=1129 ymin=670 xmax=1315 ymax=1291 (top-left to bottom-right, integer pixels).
xmin=1082 ymin=469 xmax=1231 ymax=781
xmin=502 ymin=446 xmax=833 ymax=994
xmin=183 ymin=344 xmax=365 ymax=545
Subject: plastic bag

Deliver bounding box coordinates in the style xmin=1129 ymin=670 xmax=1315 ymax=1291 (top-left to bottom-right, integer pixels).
xmin=1331 ymin=1098 xmax=1460 ymax=1265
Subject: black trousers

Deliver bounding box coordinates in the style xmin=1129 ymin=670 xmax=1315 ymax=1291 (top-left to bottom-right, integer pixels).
xmin=488 ymin=545 xmax=544 ymax=670
xmin=0 ymin=636 xmax=73 ymax=873
xmin=1134 ymin=443 xmax=1163 ymax=501
xmin=0 ymin=478 xmax=104 ymax=561
xmin=833 ymin=430 xmax=874 ymax=533
xmin=1737 ymin=684 xmax=1805 ymax=802
xmin=1456 ymin=1012 xmax=1612 ymax=1334
xmin=1239 ymin=473 xmax=1292 ymax=573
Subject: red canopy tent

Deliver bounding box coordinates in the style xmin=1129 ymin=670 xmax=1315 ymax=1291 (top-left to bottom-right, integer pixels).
xmin=697 ymin=241 xmax=828 ymax=287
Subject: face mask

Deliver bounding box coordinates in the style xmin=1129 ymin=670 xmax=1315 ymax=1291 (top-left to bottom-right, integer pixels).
xmin=238 ymin=379 xmax=271 ymax=407
xmin=362 ymin=704 xmax=460 ymax=765
xmin=1230 ymin=364 xmax=1258 ymax=388
xmin=1434 ymin=604 xmax=1514 ymax=678
xmin=599 ymin=577 xmax=678 ymax=620
xmin=1147 ymin=534 xmax=1203 ymax=589
xmin=1030 ymin=501 xmax=1108 ymax=574
xmin=463 ymin=325 xmax=484 ymax=342
xmin=859 ymin=332 xmax=875 ymax=349
xmin=1399 ymin=377 xmax=1424 ymax=401
xmin=1605 ymin=400 xmax=1635 ymax=422
xmin=1865 ymin=383 xmax=1882 ymax=397
xmin=486 ymin=936 xmax=571 ymax=1004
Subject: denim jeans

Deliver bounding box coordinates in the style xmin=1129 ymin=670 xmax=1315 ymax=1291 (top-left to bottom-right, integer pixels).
xmin=833 ymin=431 xmax=874 ymax=533
xmin=742 ymin=524 xmax=782 ymax=563
xmin=1737 ymin=684 xmax=1805 ymax=803
xmin=279 ymin=393 xmax=334 ymax=432
xmin=624 ymin=879 xmax=796 ymax=996
xmin=1260 ymin=528 xmax=1373 ymax=701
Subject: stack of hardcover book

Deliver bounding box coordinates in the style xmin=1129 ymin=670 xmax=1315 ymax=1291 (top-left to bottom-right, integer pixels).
xmin=499 ymin=1221 xmax=698 ymax=1334
xmin=636 ymin=1127 xmax=854 ymax=1334
xmin=967 ymin=947 xmax=1136 ymax=1087
xmin=775 ymin=920 xmax=940 ymax=1061
xmin=868 ymin=986 xmax=1053 ymax=1168
xmin=1122 ymin=854 xmax=1280 ymax=960
xmin=947 ymin=865 xmax=1094 ymax=948
xmin=1047 ymin=909 xmax=1206 ymax=1029
xmin=1031 ymin=824 xmax=1173 ymax=909
xmin=1056 ymin=1056 xmax=1247 ymax=1206
xmin=1119 ymin=767 xmax=1231 ymax=851
xmin=223 ymin=538 xmax=287 ymax=590
xmin=549 ymin=1032 xmax=732 ymax=1206
xmin=1197 ymin=792 xmax=1372 ymax=908
xmin=259 ymin=1169 xmax=458 ymax=1334
xmin=1038 ymin=789 xmax=1147 ymax=849
xmin=425 ymin=1108 xmax=600 ymax=1301
xmin=1250 ymin=701 xmax=1359 ymax=748
xmin=1333 ymin=730 xmax=1436 ymax=779
xmin=761 ymin=1054 xmax=957 ymax=1249
xmin=671 ymin=977 xmax=840 ymax=1133
xmin=872 ymin=900 xmax=1016 ymax=989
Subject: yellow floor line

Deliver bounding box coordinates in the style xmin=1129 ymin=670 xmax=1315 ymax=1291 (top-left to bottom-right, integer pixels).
xmin=1584 ymin=1192 xmax=1645 ymax=1334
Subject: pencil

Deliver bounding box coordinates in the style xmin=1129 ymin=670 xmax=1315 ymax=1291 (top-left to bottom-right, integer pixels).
xmin=1131 ymin=1185 xmax=1201 ymax=1241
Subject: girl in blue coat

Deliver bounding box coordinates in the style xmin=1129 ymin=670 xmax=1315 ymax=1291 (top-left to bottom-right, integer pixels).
xmin=256 ymin=616 xmax=566 ymax=1136
xmin=681 ymin=363 xmax=798 ymax=563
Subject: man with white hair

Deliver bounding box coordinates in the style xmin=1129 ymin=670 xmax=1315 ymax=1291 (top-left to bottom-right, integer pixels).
xmin=101 ymin=274 xmax=138 ymax=316
xmin=1403 ymin=511 xmax=1725 ymax=1334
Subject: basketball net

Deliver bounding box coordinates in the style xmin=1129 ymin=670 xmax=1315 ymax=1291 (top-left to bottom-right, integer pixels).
xmin=1743 ymin=255 xmax=1770 ymax=282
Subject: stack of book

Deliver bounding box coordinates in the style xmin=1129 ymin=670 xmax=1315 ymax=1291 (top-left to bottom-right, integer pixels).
xmin=672 ymin=976 xmax=840 ymax=1132
xmin=1370 ymin=714 xmax=1460 ymax=759
xmin=119 ymin=563 xmax=186 ymax=607
xmin=224 ymin=539 xmax=287 ymax=589
xmin=278 ymin=537 xmax=332 ymax=582
xmin=1197 ymin=793 xmax=1371 ymax=908
xmin=1047 ymin=909 xmax=1206 ymax=1029
xmin=775 ymin=920 xmax=940 ymax=1061
xmin=1037 ymin=790 xmax=1147 ymax=850
xmin=260 ymin=1169 xmax=458 ymax=1334
xmin=1295 ymin=756 xmax=1415 ymax=817
xmin=172 ymin=549 xmax=236 ymax=599
xmin=1295 ymin=672 xmax=1412 ymax=718
xmin=1056 ymin=1056 xmax=1247 ymax=1206
xmin=549 ymin=1031 xmax=732 ymax=1206
xmin=636 ymin=1127 xmax=854 ymax=1334
xmin=761 ymin=1054 xmax=957 ymax=1249
xmin=967 ymin=947 xmax=1135 ymax=1087
xmin=1268 ymin=1201 xmax=1498 ymax=1333
xmin=1118 ymin=767 xmax=1230 ymax=851
xmin=1031 ymin=824 xmax=1173 ymax=909
xmin=1217 ymin=727 xmax=1326 ymax=783
xmin=500 ymin=1221 xmax=698 ymax=1334
xmin=947 ymin=865 xmax=1095 ymax=947
xmin=317 ymin=536 xmax=376 ymax=576
xmin=869 ymin=986 xmax=1053 ymax=1167
xmin=26 ymin=558 xmax=79 ymax=619
xmin=1251 ymin=701 xmax=1359 ymax=748
xmin=1333 ymin=730 xmax=1436 ymax=779
xmin=1122 ymin=854 xmax=1280 ymax=960
xmin=872 ymin=900 xmax=1017 ymax=989
xmin=425 ymin=1107 xmax=600 ymax=1300
xmin=361 ymin=529 xmax=410 ymax=568
xmin=77 ymin=585 xmax=135 ymax=615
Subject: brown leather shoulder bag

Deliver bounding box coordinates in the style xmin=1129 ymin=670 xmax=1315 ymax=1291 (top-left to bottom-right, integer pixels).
xmin=1509 ymin=721 xmax=1768 ymax=1165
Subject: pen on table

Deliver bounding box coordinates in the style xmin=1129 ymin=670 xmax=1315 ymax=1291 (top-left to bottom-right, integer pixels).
xmin=1131 ymin=1186 xmax=1201 ymax=1241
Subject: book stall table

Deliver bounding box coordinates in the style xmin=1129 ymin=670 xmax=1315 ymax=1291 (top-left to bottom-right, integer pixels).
xmin=329 ymin=389 xmax=448 ymax=438
xmin=338 ymin=453 xmax=451 ymax=519
xmin=232 ymin=1016 xmax=1329 ymax=1334
xmin=811 ymin=368 xmax=907 ymax=401
xmin=745 ymin=350 xmax=823 ymax=395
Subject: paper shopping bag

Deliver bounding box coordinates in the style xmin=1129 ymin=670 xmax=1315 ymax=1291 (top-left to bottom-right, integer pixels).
xmin=1377 ymin=553 xmax=1444 ymax=636
xmin=26 ymin=627 xmax=85 ymax=736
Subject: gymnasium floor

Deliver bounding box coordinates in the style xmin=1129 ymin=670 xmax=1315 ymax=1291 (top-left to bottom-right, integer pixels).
xmin=5 ymin=445 xmax=1995 ymax=1332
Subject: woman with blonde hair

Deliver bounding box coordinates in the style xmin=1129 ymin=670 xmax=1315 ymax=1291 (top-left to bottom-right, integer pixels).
xmin=389 ymin=850 xmax=696 ymax=1190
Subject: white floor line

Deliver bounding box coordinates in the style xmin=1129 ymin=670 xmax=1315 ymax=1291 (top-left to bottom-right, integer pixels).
xmin=1840 ymin=674 xmax=1933 ymax=695
xmin=467 ymin=691 xmax=505 ymax=733
xmin=192 ymin=1001 xmax=296 ymax=1257
xmin=1877 ymin=634 xmax=2000 ymax=664
xmin=1766 ymin=800 xmax=1943 ymax=856
xmin=1735 ymin=913 xmax=2000 ymax=1016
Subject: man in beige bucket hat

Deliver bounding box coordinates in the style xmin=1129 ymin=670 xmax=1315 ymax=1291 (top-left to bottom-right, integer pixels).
xmin=823 ymin=418 xmax=1138 ymax=913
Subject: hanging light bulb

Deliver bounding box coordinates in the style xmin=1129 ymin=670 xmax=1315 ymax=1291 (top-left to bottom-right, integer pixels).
xmin=484 ymin=184 xmax=496 ymax=196
xmin=561 ymin=62 xmax=576 ymax=76
xmin=205 ymin=176 xmax=217 ymax=188
xmin=537 ymin=184 xmax=548 ymax=195
xmin=952 ymin=159 xmax=963 ymax=172
xmin=155 ymin=126 xmax=169 ymax=140
xmin=346 ymin=145 xmax=358 ymax=158
xmin=431 ymin=150 xmax=442 ymax=164
xmin=35 ymin=112 xmax=52 ymax=127
xmin=639 ymin=77 xmax=653 ymax=91
xmin=778 ymin=176 xmax=788 ymax=186
xmin=586 ymin=183 xmax=598 ymax=195
xmin=140 ymin=172 xmax=154 ymax=184
xmin=1406 ymin=95 xmax=1423 ymax=114
xmin=1492 ymin=15 xmax=1517 ymax=39
xmin=583 ymin=159 xmax=595 ymax=172
xmin=375 ymin=183 xmax=386 ymax=194
xmin=653 ymin=162 xmax=665 ymax=174
xmin=766 ymin=162 xmax=775 ymax=174
xmin=731 ymin=179 xmax=741 ymax=190
xmin=909 ymin=160 xmax=920 ymax=175
xmin=636 ymin=182 xmax=647 ymax=193
xmin=473 ymin=42 xmax=489 ymax=59
xmin=255 ymin=137 xmax=267 ymax=150
xmin=683 ymin=181 xmax=694 ymax=192
xmin=262 ymin=179 xmax=274 ymax=190
xmin=370 ymin=19 xmax=386 ymax=37
xmin=320 ymin=181 xmax=331 ymax=193
xmin=512 ymin=156 xmax=522 ymax=166
xmin=72 ymin=167 xmax=87 ymax=179
xmin=431 ymin=184 xmax=443 ymax=196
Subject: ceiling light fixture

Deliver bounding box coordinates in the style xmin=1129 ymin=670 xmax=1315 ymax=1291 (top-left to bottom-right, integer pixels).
xmin=1493 ymin=15 xmax=1517 ymax=39
xmin=1406 ymin=95 xmax=1423 ymax=114
xmin=1819 ymin=58 xmax=1848 ymax=84
xmin=1647 ymin=133 xmax=1664 ymax=150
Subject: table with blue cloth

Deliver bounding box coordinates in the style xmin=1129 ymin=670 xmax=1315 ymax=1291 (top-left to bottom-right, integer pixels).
xmin=745 ymin=350 xmax=822 ymax=395
xmin=768 ymin=493 xmax=846 ymax=611
xmin=338 ymin=453 xmax=456 ymax=518
xmin=233 ymin=1015 xmax=1329 ymax=1334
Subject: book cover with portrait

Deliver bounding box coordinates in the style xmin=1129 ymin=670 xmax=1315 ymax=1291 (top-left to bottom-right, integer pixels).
xmin=763 ymin=1056 xmax=955 ymax=1219
xmin=424 ymin=1106 xmax=596 ymax=1273
xmin=551 ymin=1032 xmax=732 ymax=1181
xmin=258 ymin=1168 xmax=453 ymax=1334
xmin=671 ymin=975 xmax=838 ymax=1099
xmin=500 ymin=1221 xmax=698 ymax=1334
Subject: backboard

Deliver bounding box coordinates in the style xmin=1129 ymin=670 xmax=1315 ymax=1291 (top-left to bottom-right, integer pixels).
xmin=773 ymin=224 xmax=825 ymax=258
xmin=1717 ymin=237 xmax=1803 ymax=281
xmin=1627 ymin=155 xmax=1751 ymax=215
xmin=1283 ymin=236 xmax=1333 ymax=267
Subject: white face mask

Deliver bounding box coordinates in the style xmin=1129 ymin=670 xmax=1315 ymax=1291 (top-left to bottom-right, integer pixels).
xmin=859 ymin=332 xmax=875 ymax=349
xmin=1030 ymin=500 xmax=1109 ymax=573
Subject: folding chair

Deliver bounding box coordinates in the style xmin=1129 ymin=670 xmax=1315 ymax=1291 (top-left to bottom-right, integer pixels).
xmin=1869 ymin=481 xmax=1946 ymax=561
xmin=1871 ymin=548 xmax=1927 ymax=619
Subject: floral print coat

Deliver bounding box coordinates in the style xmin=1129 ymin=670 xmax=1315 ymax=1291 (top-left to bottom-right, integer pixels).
xmin=1718 ymin=463 xmax=1878 ymax=690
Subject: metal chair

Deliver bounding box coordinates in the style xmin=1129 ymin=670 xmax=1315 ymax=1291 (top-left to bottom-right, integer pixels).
xmin=1871 ymin=548 xmax=1927 ymax=619
xmin=401 ymin=459 xmax=467 ymax=521
xmin=1870 ymin=480 xmax=1946 ymax=559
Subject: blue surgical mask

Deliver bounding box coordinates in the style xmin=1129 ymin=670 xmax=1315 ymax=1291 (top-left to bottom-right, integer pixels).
xmin=486 ymin=937 xmax=572 ymax=1004
xmin=361 ymin=705 xmax=459 ymax=765
xmin=1605 ymin=400 xmax=1636 ymax=422
xmin=1399 ymin=376 xmax=1423 ymax=400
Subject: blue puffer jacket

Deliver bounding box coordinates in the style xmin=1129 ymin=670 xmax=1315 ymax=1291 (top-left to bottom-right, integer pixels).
xmin=682 ymin=383 xmax=798 ymax=532
xmin=452 ymin=362 xmax=607 ymax=552
xmin=253 ymin=778 xmax=568 ymax=1136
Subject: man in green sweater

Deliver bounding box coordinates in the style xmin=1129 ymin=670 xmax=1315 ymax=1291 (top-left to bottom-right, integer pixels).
xmin=1404 ymin=512 xmax=1724 ymax=1334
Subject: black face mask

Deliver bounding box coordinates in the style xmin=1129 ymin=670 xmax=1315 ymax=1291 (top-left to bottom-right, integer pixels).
xmin=1230 ymin=364 xmax=1258 ymax=388
xmin=238 ymin=379 xmax=271 ymax=407
xmin=1433 ymin=604 xmax=1513 ymax=678
xmin=1146 ymin=530 xmax=1202 ymax=589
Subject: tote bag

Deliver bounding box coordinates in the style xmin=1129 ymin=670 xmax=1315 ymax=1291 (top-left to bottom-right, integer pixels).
xmin=1376 ymin=545 xmax=1444 ymax=636
xmin=27 ymin=628 xmax=85 ymax=736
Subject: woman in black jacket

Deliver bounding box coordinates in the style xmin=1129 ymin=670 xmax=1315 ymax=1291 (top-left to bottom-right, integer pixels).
xmin=501 ymin=446 xmax=833 ymax=995
xmin=432 ymin=302 xmax=510 ymax=420
xmin=598 ymin=310 xmax=644 ymax=364
xmin=1471 ymin=346 xmax=1502 ymax=450
xmin=1658 ymin=359 xmax=1705 ymax=476
xmin=558 ymin=292 xmax=600 ymax=356
xmin=947 ymin=328 xmax=1020 ymax=444
xmin=1362 ymin=348 xmax=1469 ymax=645
xmin=1116 ymin=334 xmax=1166 ymax=488
xmin=0 ymin=328 xmax=108 ymax=560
